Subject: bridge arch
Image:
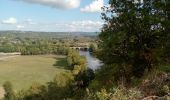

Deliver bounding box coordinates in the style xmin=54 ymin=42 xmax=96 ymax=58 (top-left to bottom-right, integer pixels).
xmin=70 ymin=47 xmax=89 ymax=51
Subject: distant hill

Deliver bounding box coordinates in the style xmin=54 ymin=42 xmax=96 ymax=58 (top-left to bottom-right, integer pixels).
xmin=0 ymin=31 xmax=99 ymax=39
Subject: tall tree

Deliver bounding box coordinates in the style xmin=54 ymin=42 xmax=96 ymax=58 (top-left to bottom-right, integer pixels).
xmin=161 ymin=0 xmax=170 ymax=61
xmin=98 ymin=0 xmax=169 ymax=83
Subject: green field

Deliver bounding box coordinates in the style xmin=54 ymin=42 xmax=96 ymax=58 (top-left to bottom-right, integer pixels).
xmin=0 ymin=55 xmax=68 ymax=91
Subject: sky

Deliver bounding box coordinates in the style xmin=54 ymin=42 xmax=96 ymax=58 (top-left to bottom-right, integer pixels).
xmin=0 ymin=0 xmax=108 ymax=32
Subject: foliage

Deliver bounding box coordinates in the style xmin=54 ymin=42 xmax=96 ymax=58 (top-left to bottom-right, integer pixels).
xmin=89 ymin=43 xmax=98 ymax=55
xmin=0 ymin=31 xmax=97 ymax=55
xmin=74 ymin=69 xmax=95 ymax=88
xmin=65 ymin=49 xmax=96 ymax=99
xmin=9 ymin=50 xmax=94 ymax=100
xmin=20 ymin=83 xmax=47 ymax=100
xmin=158 ymin=64 xmax=170 ymax=73
xmin=0 ymin=39 xmax=68 ymax=55
xmin=47 ymin=72 xmax=74 ymax=100
xmin=3 ymin=81 xmax=15 ymax=100
xmin=98 ymin=0 xmax=170 ymax=84
xmin=86 ymin=87 xmax=143 ymax=100
xmin=13 ymin=72 xmax=74 ymax=100
xmin=88 ymin=65 xmax=116 ymax=91
xmin=1 ymin=1 xmax=170 ymax=99
xmin=140 ymin=72 xmax=170 ymax=96
xmin=67 ymin=49 xmax=87 ymax=73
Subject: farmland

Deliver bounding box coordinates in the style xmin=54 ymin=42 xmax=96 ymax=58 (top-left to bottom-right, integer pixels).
xmin=0 ymin=55 xmax=68 ymax=91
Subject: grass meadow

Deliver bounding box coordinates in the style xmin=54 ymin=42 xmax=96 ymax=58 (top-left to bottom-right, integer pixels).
xmin=0 ymin=55 xmax=68 ymax=91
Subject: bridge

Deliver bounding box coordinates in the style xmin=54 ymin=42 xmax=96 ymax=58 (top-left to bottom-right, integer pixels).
xmin=70 ymin=46 xmax=89 ymax=51
xmin=69 ymin=43 xmax=90 ymax=51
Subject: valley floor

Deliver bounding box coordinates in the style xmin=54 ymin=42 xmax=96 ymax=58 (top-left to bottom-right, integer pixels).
xmin=0 ymin=55 xmax=68 ymax=91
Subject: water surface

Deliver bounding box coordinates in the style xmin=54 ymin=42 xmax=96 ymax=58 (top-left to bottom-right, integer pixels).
xmin=79 ymin=51 xmax=102 ymax=70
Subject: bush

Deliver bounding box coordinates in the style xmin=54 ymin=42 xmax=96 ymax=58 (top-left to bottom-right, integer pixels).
xmin=86 ymin=87 xmax=143 ymax=100
xmin=140 ymin=72 xmax=170 ymax=96
xmin=3 ymin=81 xmax=15 ymax=100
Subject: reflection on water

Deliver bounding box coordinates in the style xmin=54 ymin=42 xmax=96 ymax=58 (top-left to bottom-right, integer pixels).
xmin=79 ymin=51 xmax=102 ymax=70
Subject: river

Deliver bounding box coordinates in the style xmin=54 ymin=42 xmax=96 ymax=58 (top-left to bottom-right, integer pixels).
xmin=79 ymin=50 xmax=102 ymax=70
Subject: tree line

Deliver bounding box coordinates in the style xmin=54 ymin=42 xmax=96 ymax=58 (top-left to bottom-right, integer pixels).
xmin=3 ymin=49 xmax=95 ymax=100
xmin=0 ymin=39 xmax=69 ymax=55
xmin=2 ymin=0 xmax=170 ymax=99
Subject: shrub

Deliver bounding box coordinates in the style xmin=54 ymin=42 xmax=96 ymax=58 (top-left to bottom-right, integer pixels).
xmin=86 ymin=87 xmax=143 ymax=100
xmin=3 ymin=81 xmax=15 ymax=100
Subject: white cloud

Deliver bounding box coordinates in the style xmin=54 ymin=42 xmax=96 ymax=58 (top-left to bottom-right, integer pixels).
xmin=17 ymin=25 xmax=25 ymax=29
xmin=80 ymin=0 xmax=104 ymax=12
xmin=71 ymin=20 xmax=103 ymax=27
xmin=56 ymin=20 xmax=103 ymax=32
xmin=2 ymin=17 xmax=17 ymax=24
xmin=13 ymin=0 xmax=80 ymax=9
xmin=0 ymin=19 xmax=103 ymax=32
xmin=25 ymin=19 xmax=37 ymax=25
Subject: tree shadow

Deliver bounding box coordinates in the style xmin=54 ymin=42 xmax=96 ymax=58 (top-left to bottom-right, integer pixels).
xmin=53 ymin=57 xmax=69 ymax=70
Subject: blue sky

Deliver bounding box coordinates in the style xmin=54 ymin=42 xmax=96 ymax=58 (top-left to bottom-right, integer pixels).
xmin=0 ymin=0 xmax=108 ymax=32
